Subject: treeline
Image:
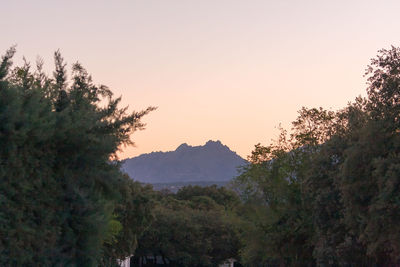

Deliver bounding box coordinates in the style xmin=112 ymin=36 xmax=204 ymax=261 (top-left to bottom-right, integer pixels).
xmin=1 ymin=46 xmax=400 ymax=266
xmin=233 ymin=46 xmax=400 ymax=265
xmin=134 ymin=185 xmax=241 ymax=266
xmin=0 ymin=48 xmax=240 ymax=266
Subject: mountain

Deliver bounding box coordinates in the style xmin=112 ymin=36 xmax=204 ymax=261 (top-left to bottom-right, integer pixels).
xmin=121 ymin=140 xmax=247 ymax=184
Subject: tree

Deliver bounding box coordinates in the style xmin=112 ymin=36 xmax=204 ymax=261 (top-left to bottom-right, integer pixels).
xmin=175 ymin=184 xmax=240 ymax=210
xmin=234 ymin=134 xmax=316 ymax=266
xmin=101 ymin=175 xmax=155 ymax=265
xmin=135 ymin=187 xmax=241 ymax=267
xmin=234 ymin=46 xmax=400 ymax=266
xmin=0 ymin=48 xmax=155 ymax=265
xmin=337 ymin=46 xmax=400 ymax=264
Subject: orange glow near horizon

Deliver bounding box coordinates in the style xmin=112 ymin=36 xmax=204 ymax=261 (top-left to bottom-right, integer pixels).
xmin=3 ymin=0 xmax=400 ymax=159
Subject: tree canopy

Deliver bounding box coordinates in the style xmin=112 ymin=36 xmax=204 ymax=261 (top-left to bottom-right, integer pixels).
xmin=0 ymin=48 xmax=155 ymax=265
xmin=134 ymin=186 xmax=241 ymax=267
xmin=233 ymin=46 xmax=400 ymax=266
xmin=2 ymin=45 xmax=400 ymax=266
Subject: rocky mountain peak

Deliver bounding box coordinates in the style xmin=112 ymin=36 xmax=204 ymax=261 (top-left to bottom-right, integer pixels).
xmin=122 ymin=140 xmax=247 ymax=184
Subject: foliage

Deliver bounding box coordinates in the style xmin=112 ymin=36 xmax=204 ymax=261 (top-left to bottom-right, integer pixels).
xmin=234 ymin=46 xmax=400 ymax=265
xmin=3 ymin=44 xmax=400 ymax=266
xmin=101 ymin=176 xmax=155 ymax=265
xmin=0 ymin=48 xmax=154 ymax=265
xmin=234 ymin=125 xmax=316 ymax=266
xmin=135 ymin=186 xmax=241 ymax=267
xmin=175 ymin=184 xmax=240 ymax=210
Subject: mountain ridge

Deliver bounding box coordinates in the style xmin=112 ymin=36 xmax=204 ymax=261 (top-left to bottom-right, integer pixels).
xmin=121 ymin=140 xmax=247 ymax=184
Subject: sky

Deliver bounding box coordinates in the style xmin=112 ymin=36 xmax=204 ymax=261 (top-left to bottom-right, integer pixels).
xmin=2 ymin=0 xmax=400 ymax=159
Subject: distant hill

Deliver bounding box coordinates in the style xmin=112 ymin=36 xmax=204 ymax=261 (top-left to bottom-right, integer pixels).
xmin=121 ymin=140 xmax=247 ymax=184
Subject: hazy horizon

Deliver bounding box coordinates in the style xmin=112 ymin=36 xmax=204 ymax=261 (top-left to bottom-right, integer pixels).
xmin=3 ymin=0 xmax=400 ymax=158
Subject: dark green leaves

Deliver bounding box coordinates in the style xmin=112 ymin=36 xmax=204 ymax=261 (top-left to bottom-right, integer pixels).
xmin=0 ymin=48 xmax=154 ymax=265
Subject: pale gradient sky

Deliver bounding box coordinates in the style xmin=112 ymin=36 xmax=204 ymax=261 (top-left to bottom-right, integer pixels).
xmin=2 ymin=0 xmax=400 ymax=159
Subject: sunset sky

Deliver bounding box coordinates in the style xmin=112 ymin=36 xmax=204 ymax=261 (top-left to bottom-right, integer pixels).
xmin=2 ymin=0 xmax=400 ymax=159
